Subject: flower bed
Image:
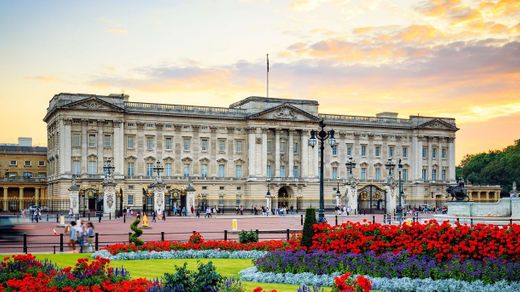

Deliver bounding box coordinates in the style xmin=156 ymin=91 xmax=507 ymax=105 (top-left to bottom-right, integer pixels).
xmin=104 ymin=239 xmax=289 ymax=255
xmin=0 ymin=254 xmax=154 ymax=291
xmin=239 ymin=267 xmax=520 ymax=291
xmin=311 ymin=220 xmax=520 ymax=262
xmin=92 ymin=249 xmax=268 ymax=260
xmin=254 ymin=250 xmax=520 ymax=283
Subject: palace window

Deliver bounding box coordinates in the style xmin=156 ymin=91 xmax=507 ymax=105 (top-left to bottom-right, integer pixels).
xmin=219 ymin=164 xmax=225 ymax=178
xmin=72 ymin=160 xmax=81 ymax=175
xmin=165 ymin=162 xmax=172 ymax=176
xmin=201 ymin=164 xmax=208 ymax=178
xmin=165 ymin=137 xmax=173 ymax=150
xmin=146 ymin=136 xmax=154 ymax=150
xmin=422 ymin=147 xmax=428 ymax=159
xmin=88 ymin=160 xmax=97 ymax=175
xmin=235 ymin=140 xmax=242 ymax=154
xmin=280 ymin=140 xmax=286 ymax=154
xmin=332 ymin=167 xmax=338 ymax=179
xmin=402 ymin=169 xmax=408 ymax=181
xmin=360 ymin=167 xmax=367 ymax=180
xmin=375 ymin=146 xmax=381 ymax=157
xmin=127 ymin=136 xmax=135 ymax=149
xmin=442 ymin=148 xmax=447 ymax=159
xmin=38 ymin=160 xmax=45 ymax=166
xmin=127 ymin=162 xmax=135 ymax=177
xmin=361 ymin=145 xmax=367 ymax=157
xmin=422 ymin=168 xmax=428 ymax=181
xmin=201 ymin=138 xmax=209 ymax=152
xmin=293 ymin=165 xmax=300 ymax=177
xmin=280 ymin=165 xmax=286 ymax=177
xmin=267 ymin=164 xmax=272 ymax=177
xmin=442 ymin=168 xmax=447 ymax=181
xmin=183 ymin=164 xmax=190 ymax=177
xmin=88 ymin=134 xmax=96 ymax=148
xmin=127 ymin=194 xmax=134 ymax=205
xmin=332 ymin=145 xmax=337 ymax=156
xmin=23 ymin=172 xmax=32 ymax=178
xmin=267 ymin=140 xmax=272 ymax=153
xmin=235 ymin=165 xmax=242 ymax=178
xmin=218 ymin=139 xmax=226 ymax=153
xmin=183 ymin=138 xmax=191 ymax=152
xmin=402 ymin=146 xmax=408 ymax=158
xmin=293 ymin=142 xmax=299 ymax=154
xmin=375 ymin=167 xmax=381 ymax=180
xmin=103 ymin=134 xmax=112 ymax=148
xmin=432 ymin=148 xmax=437 ymax=159
xmin=9 ymin=160 xmax=17 ymax=166
xmin=72 ymin=133 xmax=81 ymax=148
xmin=432 ymin=169 xmax=437 ymax=181
xmin=346 ymin=144 xmax=353 ymax=156
xmin=146 ymin=163 xmax=154 ymax=177
xmin=24 ymin=160 xmax=31 ymax=167
xmin=388 ymin=146 xmax=395 ymax=158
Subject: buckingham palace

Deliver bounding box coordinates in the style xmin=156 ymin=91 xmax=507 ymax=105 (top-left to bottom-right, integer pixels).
xmin=43 ymin=93 xmax=458 ymax=215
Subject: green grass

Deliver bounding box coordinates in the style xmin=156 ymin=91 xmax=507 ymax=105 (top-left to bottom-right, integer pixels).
xmin=1 ymin=254 xmax=332 ymax=291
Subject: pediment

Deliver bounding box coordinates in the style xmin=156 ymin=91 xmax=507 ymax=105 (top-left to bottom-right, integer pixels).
xmin=247 ymin=103 xmax=320 ymax=122
xmin=63 ymin=97 xmax=124 ymax=112
xmin=416 ymin=119 xmax=458 ymax=131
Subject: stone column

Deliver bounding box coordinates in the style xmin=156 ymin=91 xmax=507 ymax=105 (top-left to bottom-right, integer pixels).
xmin=416 ymin=137 xmax=423 ymax=181
xmin=113 ymin=121 xmax=124 ymax=177
xmin=35 ymin=188 xmax=39 ymax=206
xmin=102 ymin=182 xmax=116 ymax=217
xmin=448 ymin=138 xmax=456 ymax=182
xmin=97 ymin=121 xmax=104 ymax=174
xmin=301 ymin=130 xmax=308 ymax=178
xmin=18 ymin=187 xmax=24 ymax=210
xmin=288 ymin=130 xmax=294 ymax=177
xmin=153 ymin=184 xmax=166 ymax=214
xmin=69 ymin=184 xmax=80 ymax=215
xmin=2 ymin=187 xmax=7 ymax=211
xmin=247 ymin=128 xmax=256 ymax=177
xmin=427 ymin=137 xmax=432 ymax=181
xmin=262 ymin=129 xmax=268 ymax=177
xmin=81 ymin=120 xmax=88 ymax=174
xmin=313 ymin=140 xmax=319 ymax=177
xmin=275 ymin=129 xmax=280 ymax=177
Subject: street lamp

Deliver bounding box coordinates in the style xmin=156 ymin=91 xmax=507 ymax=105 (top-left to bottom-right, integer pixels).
xmin=345 ymin=156 xmax=356 ymax=177
xmin=265 ymin=180 xmax=271 ymax=213
xmin=153 ymin=161 xmax=164 ymax=184
xmin=103 ymin=159 xmax=115 ymax=183
xmin=308 ymin=120 xmax=336 ymax=223
xmin=335 ymin=179 xmax=341 ymax=208
xmin=397 ymin=159 xmax=404 ymax=223
xmin=385 ymin=158 xmax=395 ymax=178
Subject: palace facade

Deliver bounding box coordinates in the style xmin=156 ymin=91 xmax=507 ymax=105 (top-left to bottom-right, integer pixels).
xmin=44 ymin=93 xmax=458 ymax=214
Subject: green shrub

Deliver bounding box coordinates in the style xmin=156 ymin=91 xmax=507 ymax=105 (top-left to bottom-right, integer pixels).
xmin=129 ymin=218 xmax=144 ymax=246
xmin=301 ymin=208 xmax=317 ymax=247
xmin=238 ymin=230 xmax=259 ymax=243
xmin=162 ymin=261 xmax=224 ymax=292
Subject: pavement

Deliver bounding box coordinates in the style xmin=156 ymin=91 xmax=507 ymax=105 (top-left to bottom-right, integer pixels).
xmin=0 ymin=213 xmax=434 ymax=254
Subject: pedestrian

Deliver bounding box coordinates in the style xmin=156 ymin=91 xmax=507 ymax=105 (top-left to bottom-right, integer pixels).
xmin=68 ymin=208 xmax=73 ymax=219
xmin=85 ymin=222 xmax=95 ymax=252
xmin=152 ymin=210 xmax=157 ymax=223
xmin=196 ymin=207 xmax=200 ymax=218
xmin=162 ymin=210 xmax=166 ymax=221
xmin=98 ymin=211 xmax=102 ymax=223
xmin=64 ymin=221 xmax=79 ymax=253
xmin=205 ymin=207 xmax=211 ymax=218
xmin=182 ymin=206 xmax=187 ymax=216
xmin=136 ymin=211 xmax=141 ymax=220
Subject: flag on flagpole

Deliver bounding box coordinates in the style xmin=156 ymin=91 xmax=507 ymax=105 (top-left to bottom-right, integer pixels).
xmin=267 ymin=53 xmax=269 ymax=73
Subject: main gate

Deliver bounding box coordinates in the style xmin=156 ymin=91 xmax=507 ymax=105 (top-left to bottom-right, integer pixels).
xmin=357 ymin=184 xmax=386 ymax=214
xmin=80 ymin=188 xmax=103 ymax=215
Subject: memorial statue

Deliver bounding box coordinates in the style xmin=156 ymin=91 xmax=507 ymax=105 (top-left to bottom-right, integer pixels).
xmin=511 ymin=181 xmax=518 ymax=198
xmin=446 ymin=177 xmax=470 ymax=201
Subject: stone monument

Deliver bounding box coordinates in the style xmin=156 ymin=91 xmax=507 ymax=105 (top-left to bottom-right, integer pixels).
xmin=68 ymin=174 xmax=80 ymax=215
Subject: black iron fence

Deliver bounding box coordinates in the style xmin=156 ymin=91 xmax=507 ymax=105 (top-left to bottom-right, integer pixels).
xmin=0 ymin=229 xmax=299 ymax=254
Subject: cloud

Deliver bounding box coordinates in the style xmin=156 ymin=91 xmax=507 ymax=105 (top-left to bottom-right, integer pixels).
xmin=27 ymin=75 xmax=61 ymax=83
xmin=98 ymin=18 xmax=128 ymax=35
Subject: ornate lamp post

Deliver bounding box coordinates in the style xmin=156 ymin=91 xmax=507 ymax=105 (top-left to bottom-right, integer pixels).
xmin=345 ymin=156 xmax=356 ymax=177
xmin=308 ymin=120 xmax=336 ymax=223
xmin=265 ymin=179 xmax=272 ymax=213
xmin=397 ymin=159 xmax=404 ymax=223
xmin=385 ymin=158 xmax=395 ymax=178
xmin=153 ymin=161 xmax=164 ymax=184
xmin=335 ymin=180 xmax=341 ymax=207
xmin=103 ymin=159 xmax=115 ymax=183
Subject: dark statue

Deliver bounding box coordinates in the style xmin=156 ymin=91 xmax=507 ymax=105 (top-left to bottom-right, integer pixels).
xmin=446 ymin=178 xmax=470 ymax=201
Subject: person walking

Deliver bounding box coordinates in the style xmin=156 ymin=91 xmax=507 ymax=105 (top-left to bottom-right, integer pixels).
xmin=85 ymin=222 xmax=95 ymax=252
xmin=65 ymin=221 xmax=79 ymax=253
xmin=152 ymin=210 xmax=157 ymax=223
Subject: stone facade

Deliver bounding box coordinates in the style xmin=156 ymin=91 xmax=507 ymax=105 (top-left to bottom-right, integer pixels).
xmin=44 ymin=93 xmax=458 ymax=214
xmin=0 ymin=144 xmax=48 ymax=211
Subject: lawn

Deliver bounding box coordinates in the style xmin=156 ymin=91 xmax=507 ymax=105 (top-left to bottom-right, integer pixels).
xmin=6 ymin=253 xmax=331 ymax=291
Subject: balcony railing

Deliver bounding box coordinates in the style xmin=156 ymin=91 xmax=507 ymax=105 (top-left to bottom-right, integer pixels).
xmin=125 ymin=102 xmax=248 ymax=117
xmin=319 ymin=113 xmax=412 ymax=126
xmin=0 ymin=176 xmax=47 ymax=183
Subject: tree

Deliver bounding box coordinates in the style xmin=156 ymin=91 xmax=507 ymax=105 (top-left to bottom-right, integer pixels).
xmin=459 ymin=139 xmax=520 ymax=195
xmin=301 ymin=208 xmax=317 ymax=248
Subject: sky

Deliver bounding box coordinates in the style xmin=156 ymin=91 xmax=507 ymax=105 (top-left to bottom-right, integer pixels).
xmin=0 ymin=0 xmax=518 ymax=164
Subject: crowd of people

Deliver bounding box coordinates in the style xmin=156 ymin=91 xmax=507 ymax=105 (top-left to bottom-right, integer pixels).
xmin=64 ymin=220 xmax=95 ymax=253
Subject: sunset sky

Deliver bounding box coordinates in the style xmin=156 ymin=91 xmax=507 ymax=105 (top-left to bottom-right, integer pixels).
xmin=0 ymin=0 xmax=518 ymax=164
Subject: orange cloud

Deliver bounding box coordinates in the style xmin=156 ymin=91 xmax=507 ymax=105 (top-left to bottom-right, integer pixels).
xmin=398 ymin=25 xmax=444 ymax=43
xmin=27 ymin=75 xmax=61 ymax=83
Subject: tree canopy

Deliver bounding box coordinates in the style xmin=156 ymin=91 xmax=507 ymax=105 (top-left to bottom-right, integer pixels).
xmin=458 ymin=139 xmax=520 ymax=196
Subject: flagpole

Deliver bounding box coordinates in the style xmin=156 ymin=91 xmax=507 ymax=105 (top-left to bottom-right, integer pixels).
xmin=266 ymin=53 xmax=269 ymax=98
